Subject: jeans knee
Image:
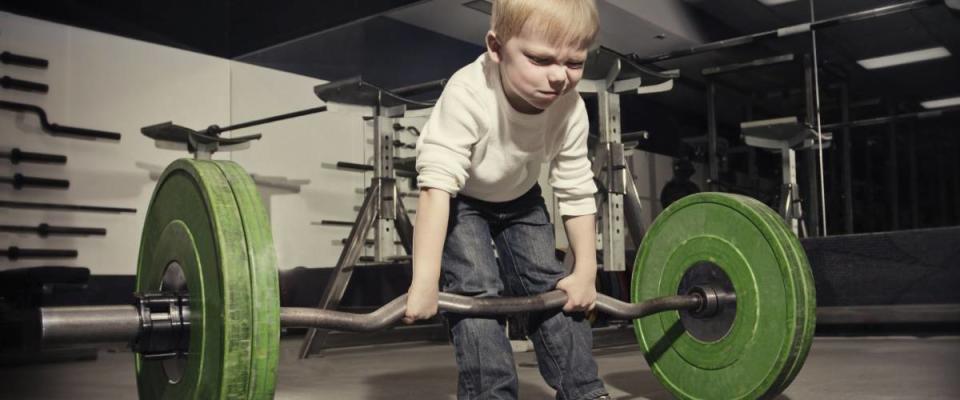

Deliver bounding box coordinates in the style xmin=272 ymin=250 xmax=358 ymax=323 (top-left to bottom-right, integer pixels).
xmin=450 ymin=315 xmax=506 ymax=340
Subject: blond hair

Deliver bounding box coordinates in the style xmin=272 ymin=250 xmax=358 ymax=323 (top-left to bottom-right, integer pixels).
xmin=491 ymin=0 xmax=599 ymax=49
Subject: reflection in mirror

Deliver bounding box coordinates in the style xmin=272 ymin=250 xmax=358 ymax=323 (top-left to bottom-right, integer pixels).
xmin=810 ymin=0 xmax=960 ymax=234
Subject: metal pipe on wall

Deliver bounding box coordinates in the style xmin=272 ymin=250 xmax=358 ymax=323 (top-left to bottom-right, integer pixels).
xmin=864 ymin=130 xmax=875 ymax=231
xmin=840 ymin=85 xmax=855 ymax=234
xmin=907 ymin=123 xmax=920 ymax=229
xmin=886 ymin=103 xmax=900 ymax=230
xmin=803 ymin=54 xmax=821 ymax=236
xmin=707 ymin=83 xmax=719 ymax=192
xmin=953 ymin=141 xmax=960 ymax=225
xmin=937 ymin=145 xmax=949 ymax=225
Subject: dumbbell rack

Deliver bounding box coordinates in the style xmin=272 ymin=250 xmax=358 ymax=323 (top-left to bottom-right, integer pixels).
xmin=299 ymin=77 xmax=442 ymax=358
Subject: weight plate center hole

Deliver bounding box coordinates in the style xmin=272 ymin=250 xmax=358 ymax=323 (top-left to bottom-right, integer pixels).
xmin=677 ymin=261 xmax=737 ymax=342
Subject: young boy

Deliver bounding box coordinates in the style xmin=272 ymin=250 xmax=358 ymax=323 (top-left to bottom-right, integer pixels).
xmin=405 ymin=0 xmax=609 ymax=399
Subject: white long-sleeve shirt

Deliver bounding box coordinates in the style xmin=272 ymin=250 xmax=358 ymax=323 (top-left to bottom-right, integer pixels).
xmin=415 ymin=54 xmax=597 ymax=216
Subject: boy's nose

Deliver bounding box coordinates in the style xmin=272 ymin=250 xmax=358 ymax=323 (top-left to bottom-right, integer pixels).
xmin=547 ymin=67 xmax=567 ymax=89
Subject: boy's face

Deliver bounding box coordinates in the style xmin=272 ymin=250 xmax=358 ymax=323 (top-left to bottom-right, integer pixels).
xmin=486 ymin=21 xmax=588 ymax=114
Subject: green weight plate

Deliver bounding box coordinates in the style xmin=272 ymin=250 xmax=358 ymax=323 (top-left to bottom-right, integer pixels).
xmin=781 ymin=239 xmax=816 ymax=393
xmin=631 ymin=192 xmax=811 ymax=400
xmin=214 ymin=161 xmax=281 ymax=399
xmin=722 ymin=197 xmax=813 ymax=396
xmin=136 ymin=159 xmax=279 ymax=400
xmin=738 ymin=199 xmax=815 ymax=394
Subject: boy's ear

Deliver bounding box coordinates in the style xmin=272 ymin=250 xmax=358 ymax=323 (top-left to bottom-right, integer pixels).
xmin=485 ymin=31 xmax=502 ymax=63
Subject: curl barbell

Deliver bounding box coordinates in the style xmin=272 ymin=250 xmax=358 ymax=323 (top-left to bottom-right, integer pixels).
xmin=40 ymin=289 xmax=720 ymax=344
xmin=34 ymin=159 xmax=816 ymax=400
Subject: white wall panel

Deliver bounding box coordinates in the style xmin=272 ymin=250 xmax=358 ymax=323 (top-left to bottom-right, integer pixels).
xmin=0 ymin=13 xmax=231 ymax=275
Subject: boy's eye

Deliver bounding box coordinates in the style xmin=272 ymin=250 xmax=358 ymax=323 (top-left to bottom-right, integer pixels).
xmin=566 ymin=61 xmax=585 ymax=69
xmin=526 ymin=54 xmax=552 ymax=65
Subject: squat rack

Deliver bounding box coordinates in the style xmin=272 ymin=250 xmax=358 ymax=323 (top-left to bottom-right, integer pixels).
xmin=577 ymin=46 xmax=678 ymax=272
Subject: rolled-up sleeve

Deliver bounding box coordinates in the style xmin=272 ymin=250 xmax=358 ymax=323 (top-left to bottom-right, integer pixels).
xmin=415 ymin=84 xmax=485 ymax=196
xmin=549 ymin=99 xmax=597 ymax=216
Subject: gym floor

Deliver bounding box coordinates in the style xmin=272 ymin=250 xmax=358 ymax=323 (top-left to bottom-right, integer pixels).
xmin=2 ymin=335 xmax=958 ymax=399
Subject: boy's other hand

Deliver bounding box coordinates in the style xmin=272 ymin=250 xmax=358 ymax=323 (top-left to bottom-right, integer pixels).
xmin=403 ymin=284 xmax=439 ymax=324
xmin=555 ymin=273 xmax=597 ymax=312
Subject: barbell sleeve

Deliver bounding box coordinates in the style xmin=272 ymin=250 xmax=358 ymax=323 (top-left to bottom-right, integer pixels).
xmin=39 ymin=305 xmax=141 ymax=346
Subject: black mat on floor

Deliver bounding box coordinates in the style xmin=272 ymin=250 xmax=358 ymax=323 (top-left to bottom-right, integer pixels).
xmin=802 ymin=226 xmax=960 ymax=306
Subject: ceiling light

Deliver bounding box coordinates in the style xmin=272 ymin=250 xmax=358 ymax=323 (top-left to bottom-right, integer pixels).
xmin=463 ymin=0 xmax=492 ymax=15
xmin=756 ymin=0 xmax=799 ymax=5
xmin=920 ymin=96 xmax=960 ymax=109
xmin=857 ymin=47 xmax=951 ymax=69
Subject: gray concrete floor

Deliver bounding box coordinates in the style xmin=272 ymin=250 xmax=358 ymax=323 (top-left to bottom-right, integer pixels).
xmin=1 ymin=336 xmax=958 ymax=399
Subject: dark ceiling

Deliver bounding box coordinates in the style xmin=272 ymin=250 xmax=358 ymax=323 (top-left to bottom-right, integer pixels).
xmin=5 ymin=0 xmax=954 ymax=109
xmin=0 ymin=0 xmax=424 ymax=58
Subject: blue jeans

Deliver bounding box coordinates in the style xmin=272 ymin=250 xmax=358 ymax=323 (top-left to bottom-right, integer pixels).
xmin=441 ymin=184 xmax=608 ymax=400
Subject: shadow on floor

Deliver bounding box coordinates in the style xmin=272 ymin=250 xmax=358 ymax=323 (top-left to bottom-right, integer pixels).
xmin=603 ymin=370 xmax=672 ymax=400
xmin=603 ymin=371 xmax=790 ymax=400
xmin=363 ymin=366 xmax=556 ymax=399
xmin=603 ymin=370 xmax=793 ymax=400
